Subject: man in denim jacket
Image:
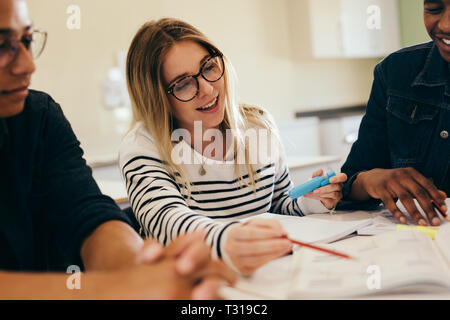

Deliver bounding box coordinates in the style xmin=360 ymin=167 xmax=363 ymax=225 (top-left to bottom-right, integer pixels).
xmin=341 ymin=0 xmax=449 ymax=227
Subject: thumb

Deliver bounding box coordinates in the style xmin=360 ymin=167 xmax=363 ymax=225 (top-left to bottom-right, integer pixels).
xmin=311 ymin=169 xmax=323 ymax=178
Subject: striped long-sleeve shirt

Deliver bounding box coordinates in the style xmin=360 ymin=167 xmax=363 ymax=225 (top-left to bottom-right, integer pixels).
xmin=119 ymin=121 xmax=328 ymax=260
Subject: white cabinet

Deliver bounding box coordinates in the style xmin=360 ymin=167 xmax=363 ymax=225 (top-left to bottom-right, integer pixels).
xmin=319 ymin=114 xmax=364 ymax=170
xmin=287 ymin=156 xmax=341 ymax=185
xmin=308 ymin=0 xmax=401 ymax=58
xmin=277 ymin=118 xmax=342 ymax=184
xmin=277 ymin=117 xmax=321 ymax=158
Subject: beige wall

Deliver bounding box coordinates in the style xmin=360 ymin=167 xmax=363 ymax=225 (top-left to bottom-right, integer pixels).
xmin=398 ymin=0 xmax=429 ymax=47
xmin=28 ymin=0 xmax=379 ymax=163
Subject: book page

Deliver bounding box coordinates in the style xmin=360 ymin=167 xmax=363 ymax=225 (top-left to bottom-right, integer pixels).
xmin=435 ymin=223 xmax=450 ymax=268
xmin=249 ymin=212 xmax=372 ymax=244
xmin=223 ymin=254 xmax=296 ymax=300
xmin=288 ymin=230 xmax=450 ymax=299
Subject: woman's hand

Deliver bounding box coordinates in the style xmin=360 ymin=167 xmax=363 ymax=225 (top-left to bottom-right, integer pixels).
xmin=303 ymin=169 xmax=347 ymax=209
xmin=223 ymin=218 xmax=292 ymax=276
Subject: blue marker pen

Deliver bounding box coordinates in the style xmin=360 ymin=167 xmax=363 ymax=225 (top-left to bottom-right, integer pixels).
xmin=289 ymin=170 xmax=336 ymax=200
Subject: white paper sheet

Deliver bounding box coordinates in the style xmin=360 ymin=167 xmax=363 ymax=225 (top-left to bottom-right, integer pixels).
xmin=251 ymin=212 xmax=372 ymax=244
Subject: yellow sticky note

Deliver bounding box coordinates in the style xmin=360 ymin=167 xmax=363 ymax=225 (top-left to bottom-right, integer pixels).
xmin=396 ymin=224 xmax=439 ymax=240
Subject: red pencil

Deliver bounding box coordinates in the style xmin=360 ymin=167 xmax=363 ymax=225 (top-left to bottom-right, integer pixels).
xmin=284 ymin=236 xmax=354 ymax=260
xmin=431 ymin=199 xmax=449 ymax=221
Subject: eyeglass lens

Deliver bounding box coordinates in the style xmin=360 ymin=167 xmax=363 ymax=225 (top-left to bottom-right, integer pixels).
xmin=0 ymin=30 xmax=47 ymax=68
xmin=31 ymin=31 xmax=47 ymax=60
xmin=172 ymin=55 xmax=224 ymax=102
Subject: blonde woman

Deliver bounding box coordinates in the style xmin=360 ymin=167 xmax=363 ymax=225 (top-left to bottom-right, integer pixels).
xmin=119 ymin=18 xmax=347 ymax=275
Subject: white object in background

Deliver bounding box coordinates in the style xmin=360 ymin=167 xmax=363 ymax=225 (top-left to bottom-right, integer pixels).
xmin=319 ymin=113 xmax=364 ymax=169
xmin=113 ymin=107 xmax=132 ymax=135
xmin=109 ymin=67 xmax=122 ymax=82
xmin=96 ymin=179 xmax=129 ymax=204
xmin=103 ymin=72 xmax=122 ymax=109
xmin=287 ymin=155 xmax=341 ymax=186
xmin=103 ymin=51 xmax=131 ymax=109
xmin=308 ymin=0 xmax=343 ymax=58
xmin=340 ymin=0 xmax=401 ymax=58
xmin=308 ymin=0 xmax=401 ymax=58
xmin=104 ymin=67 xmax=129 ymax=109
xmin=278 ymin=117 xmax=340 ymax=185
xmin=340 ymin=114 xmax=363 ymax=144
xmin=277 ymin=117 xmax=320 ymax=157
xmin=113 ymin=107 xmax=131 ymax=122
xmin=116 ymin=51 xmax=127 ymax=75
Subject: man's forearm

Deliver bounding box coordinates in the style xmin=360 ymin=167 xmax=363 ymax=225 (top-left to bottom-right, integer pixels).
xmin=0 ymin=271 xmax=106 ymax=299
xmin=81 ymin=220 xmax=144 ymax=271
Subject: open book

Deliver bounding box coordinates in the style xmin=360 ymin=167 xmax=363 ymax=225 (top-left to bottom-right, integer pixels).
xmin=224 ymin=213 xmax=372 ymax=299
xmin=288 ymin=223 xmax=450 ymax=299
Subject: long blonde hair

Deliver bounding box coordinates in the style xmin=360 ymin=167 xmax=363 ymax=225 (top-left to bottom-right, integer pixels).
xmin=126 ymin=18 xmax=280 ymax=197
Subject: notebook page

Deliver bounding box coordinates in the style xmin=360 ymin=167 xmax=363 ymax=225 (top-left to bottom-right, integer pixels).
xmin=249 ymin=212 xmax=372 ymax=244
xmin=288 ymin=230 xmax=450 ymax=299
xmin=435 ymin=223 xmax=450 ymax=268
xmin=223 ymin=254 xmax=295 ymax=300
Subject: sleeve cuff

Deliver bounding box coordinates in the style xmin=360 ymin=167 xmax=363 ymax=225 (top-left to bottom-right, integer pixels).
xmin=342 ymin=171 xmax=365 ymax=200
xmin=339 ymin=170 xmax=383 ymax=211
xmin=217 ymin=221 xmax=242 ymax=274
xmin=296 ymin=197 xmax=330 ymax=215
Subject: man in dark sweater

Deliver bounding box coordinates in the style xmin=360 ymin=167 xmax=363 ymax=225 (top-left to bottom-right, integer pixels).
xmin=0 ymin=0 xmax=234 ymax=299
xmin=341 ymin=0 xmax=449 ymax=226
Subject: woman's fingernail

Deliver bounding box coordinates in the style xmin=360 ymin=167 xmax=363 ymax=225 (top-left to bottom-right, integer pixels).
xmin=177 ymin=257 xmax=193 ymax=274
xmin=285 ymin=241 xmax=293 ymax=250
xmin=400 ymin=216 xmax=407 ymax=224
xmin=432 ymin=217 xmax=441 ymax=226
xmin=141 ymin=244 xmax=163 ymax=262
xmin=280 ymin=231 xmax=288 ymax=237
xmin=418 ymin=219 xmax=427 ymax=226
xmin=192 ymin=280 xmax=227 ymax=300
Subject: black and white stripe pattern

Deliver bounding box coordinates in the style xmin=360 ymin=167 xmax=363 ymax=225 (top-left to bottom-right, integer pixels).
xmin=119 ymin=122 xmax=327 ymax=259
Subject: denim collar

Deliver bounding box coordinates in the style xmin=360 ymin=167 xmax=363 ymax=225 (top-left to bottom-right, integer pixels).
xmin=412 ymin=43 xmax=450 ymax=96
xmin=0 ymin=118 xmax=7 ymax=151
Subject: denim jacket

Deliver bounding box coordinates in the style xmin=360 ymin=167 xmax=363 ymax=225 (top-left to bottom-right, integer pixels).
xmin=341 ymin=42 xmax=450 ymax=203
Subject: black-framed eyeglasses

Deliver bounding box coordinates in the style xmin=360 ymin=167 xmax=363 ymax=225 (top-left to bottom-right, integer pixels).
xmin=0 ymin=29 xmax=47 ymax=68
xmin=166 ymin=53 xmax=225 ymax=102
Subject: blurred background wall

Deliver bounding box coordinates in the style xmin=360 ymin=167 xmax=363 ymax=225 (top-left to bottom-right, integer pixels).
xmin=27 ymin=0 xmax=430 ymax=164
